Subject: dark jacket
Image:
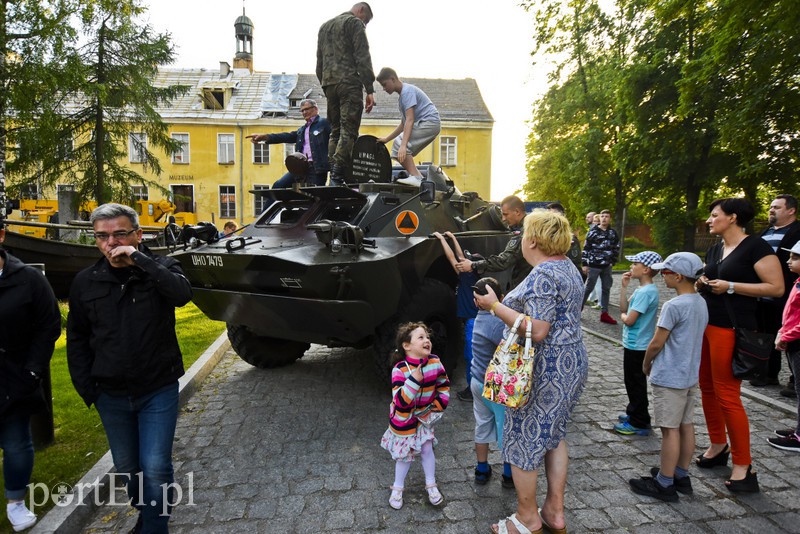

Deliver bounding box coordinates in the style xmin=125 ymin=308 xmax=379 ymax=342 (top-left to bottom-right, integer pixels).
xmin=0 ymin=249 xmax=61 ymax=420
xmin=471 ymin=224 xmax=532 ymax=290
xmin=582 ymin=225 xmax=620 ymax=268
xmin=66 ymin=246 xmax=192 ymax=406
xmin=316 ymin=11 xmax=375 ymax=93
xmin=760 ymin=219 xmax=800 ymax=301
xmin=265 ymin=115 xmax=331 ymax=174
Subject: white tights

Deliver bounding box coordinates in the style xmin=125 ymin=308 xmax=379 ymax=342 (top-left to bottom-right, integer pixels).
xmin=393 ymin=439 xmax=436 ymax=488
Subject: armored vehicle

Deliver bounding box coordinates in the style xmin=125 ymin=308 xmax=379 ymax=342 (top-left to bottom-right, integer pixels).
xmin=171 ymin=163 xmax=514 ymax=380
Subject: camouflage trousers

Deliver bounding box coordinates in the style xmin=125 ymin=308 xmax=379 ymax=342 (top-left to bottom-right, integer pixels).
xmin=324 ymin=82 xmax=364 ymax=169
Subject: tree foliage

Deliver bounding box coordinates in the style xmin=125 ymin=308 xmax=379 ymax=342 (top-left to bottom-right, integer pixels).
xmin=523 ymin=0 xmax=800 ymax=252
xmin=3 ymin=0 xmax=187 ymax=207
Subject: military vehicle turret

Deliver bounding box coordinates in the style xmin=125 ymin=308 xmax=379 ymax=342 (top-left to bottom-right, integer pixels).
xmin=171 ymin=139 xmax=514 ymax=380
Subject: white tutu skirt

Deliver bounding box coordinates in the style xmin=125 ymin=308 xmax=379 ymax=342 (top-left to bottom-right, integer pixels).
xmin=380 ymin=424 xmax=437 ymax=462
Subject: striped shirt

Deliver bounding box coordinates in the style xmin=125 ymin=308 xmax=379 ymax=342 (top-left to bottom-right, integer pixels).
xmin=388 ymin=355 xmax=450 ymax=436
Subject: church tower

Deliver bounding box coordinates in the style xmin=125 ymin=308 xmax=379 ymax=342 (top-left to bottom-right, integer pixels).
xmin=233 ymin=8 xmax=254 ymax=72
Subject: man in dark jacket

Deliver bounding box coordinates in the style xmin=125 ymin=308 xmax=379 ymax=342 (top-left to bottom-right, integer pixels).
xmin=582 ymin=209 xmax=621 ymax=324
xmin=455 ymin=196 xmax=531 ymax=290
xmin=316 ymin=2 xmax=375 ymax=185
xmin=247 ymin=99 xmax=332 ymax=187
xmin=67 ymin=203 xmax=192 ymax=534
xmin=0 ymin=223 xmax=60 ymax=531
xmin=754 ymin=194 xmax=800 ymax=391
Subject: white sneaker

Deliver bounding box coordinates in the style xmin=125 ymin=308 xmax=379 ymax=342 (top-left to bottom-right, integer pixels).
xmin=7 ymin=502 xmax=37 ymax=532
xmin=396 ymin=176 xmax=422 ymax=187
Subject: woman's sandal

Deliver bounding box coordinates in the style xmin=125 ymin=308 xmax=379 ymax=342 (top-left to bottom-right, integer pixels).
xmin=725 ymin=464 xmax=760 ymax=493
xmin=491 ymin=513 xmax=542 ymax=534
xmin=425 ymin=483 xmax=444 ymax=506
xmin=389 ymin=485 xmax=404 ymax=510
xmin=538 ymin=508 xmax=567 ymax=534
xmin=695 ymin=444 xmax=729 ymax=468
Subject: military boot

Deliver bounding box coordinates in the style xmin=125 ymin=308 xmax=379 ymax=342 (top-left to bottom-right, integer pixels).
xmin=330 ymin=165 xmax=347 ymax=186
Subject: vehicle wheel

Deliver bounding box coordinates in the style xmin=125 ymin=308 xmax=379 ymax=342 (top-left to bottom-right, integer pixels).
xmin=226 ymin=324 xmax=310 ymax=369
xmin=373 ymin=279 xmax=462 ymax=382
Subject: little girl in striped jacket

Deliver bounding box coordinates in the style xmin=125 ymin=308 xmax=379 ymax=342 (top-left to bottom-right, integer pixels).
xmin=380 ymin=322 xmax=450 ymax=510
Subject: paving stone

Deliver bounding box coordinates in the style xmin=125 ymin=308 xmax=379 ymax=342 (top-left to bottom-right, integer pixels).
xmin=74 ymin=280 xmax=800 ymax=532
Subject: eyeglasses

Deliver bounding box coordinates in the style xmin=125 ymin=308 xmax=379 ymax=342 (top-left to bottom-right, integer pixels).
xmin=95 ymin=229 xmax=137 ymax=241
xmin=661 ymin=270 xmax=676 ymax=276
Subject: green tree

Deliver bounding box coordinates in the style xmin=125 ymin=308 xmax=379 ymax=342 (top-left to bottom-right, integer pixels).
xmin=0 ymin=0 xmax=78 ymax=217
xmin=10 ymin=0 xmax=187 ymax=205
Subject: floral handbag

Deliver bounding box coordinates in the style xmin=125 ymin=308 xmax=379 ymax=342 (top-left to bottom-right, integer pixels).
xmin=482 ymin=314 xmax=535 ymax=409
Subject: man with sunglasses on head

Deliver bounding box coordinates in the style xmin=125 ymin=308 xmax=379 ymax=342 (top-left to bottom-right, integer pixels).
xmin=247 ymin=99 xmax=332 ymax=187
xmin=67 ymin=203 xmax=192 ymax=534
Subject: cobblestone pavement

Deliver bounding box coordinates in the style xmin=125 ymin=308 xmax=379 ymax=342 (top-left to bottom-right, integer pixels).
xmin=82 ymin=273 xmax=800 ymax=533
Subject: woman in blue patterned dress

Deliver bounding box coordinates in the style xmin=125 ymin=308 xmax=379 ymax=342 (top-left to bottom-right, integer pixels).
xmin=475 ymin=209 xmax=588 ymax=534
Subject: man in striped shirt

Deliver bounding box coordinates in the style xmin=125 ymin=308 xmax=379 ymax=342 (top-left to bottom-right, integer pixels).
xmin=754 ymin=194 xmax=800 ymax=393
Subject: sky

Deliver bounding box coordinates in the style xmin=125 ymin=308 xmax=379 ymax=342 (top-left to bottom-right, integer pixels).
xmin=143 ymin=0 xmax=548 ymax=200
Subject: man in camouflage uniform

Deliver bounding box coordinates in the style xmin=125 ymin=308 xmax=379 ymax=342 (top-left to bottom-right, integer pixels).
xmin=316 ymin=3 xmax=376 ymax=185
xmin=456 ymin=196 xmax=531 ymax=290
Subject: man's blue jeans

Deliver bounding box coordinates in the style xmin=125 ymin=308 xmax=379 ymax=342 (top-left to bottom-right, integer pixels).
xmin=583 ymin=265 xmax=613 ymax=312
xmin=95 ymin=383 xmax=179 ymax=533
xmin=273 ymin=170 xmax=328 ymax=188
xmin=0 ymin=415 xmax=34 ymax=500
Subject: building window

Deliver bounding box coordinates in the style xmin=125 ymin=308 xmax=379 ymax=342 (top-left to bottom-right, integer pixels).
xmin=131 ymin=185 xmax=148 ymax=201
xmin=219 ymin=185 xmax=236 ymax=218
xmin=218 ymin=134 xmax=235 ymax=164
xmin=284 ymin=143 xmax=295 ymax=157
xmin=253 ymin=143 xmax=270 ymax=164
xmin=171 ymin=133 xmax=190 ymax=164
xmin=253 ymin=184 xmax=270 ymax=216
xmin=129 ymin=132 xmax=147 ymax=163
xmin=203 ymin=89 xmax=225 ymax=110
xmin=20 ymin=183 xmax=38 ymax=199
xmin=57 ymin=135 xmax=73 ymax=161
xmin=439 ymin=136 xmax=457 ymax=166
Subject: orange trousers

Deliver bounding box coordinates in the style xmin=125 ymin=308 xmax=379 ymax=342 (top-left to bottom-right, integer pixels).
xmin=699 ymin=325 xmax=751 ymax=465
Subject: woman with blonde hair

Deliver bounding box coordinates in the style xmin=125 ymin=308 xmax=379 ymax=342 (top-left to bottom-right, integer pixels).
xmin=476 ymin=209 xmax=588 ymax=534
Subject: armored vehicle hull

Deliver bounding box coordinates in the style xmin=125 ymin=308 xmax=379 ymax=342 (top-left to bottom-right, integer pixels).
xmin=172 ymin=178 xmax=515 ymax=380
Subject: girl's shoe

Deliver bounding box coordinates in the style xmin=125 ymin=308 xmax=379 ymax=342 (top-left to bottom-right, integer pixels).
xmin=425 ymin=483 xmax=444 ymax=506
xmin=389 ymin=486 xmax=404 ymax=510
xmin=696 ymin=444 xmax=729 ymax=468
xmin=725 ymin=465 xmax=760 ymax=493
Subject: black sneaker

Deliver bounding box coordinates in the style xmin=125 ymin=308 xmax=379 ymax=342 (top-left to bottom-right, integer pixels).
xmin=780 ymin=387 xmax=797 ymax=398
xmin=629 ymin=476 xmax=679 ymax=502
xmin=457 ymin=387 xmax=473 ymax=401
xmin=768 ymin=433 xmax=800 ymax=452
xmin=501 ymin=474 xmax=515 ymax=489
xmin=775 ymin=428 xmax=796 ymax=438
xmin=650 ymin=467 xmax=693 ymax=494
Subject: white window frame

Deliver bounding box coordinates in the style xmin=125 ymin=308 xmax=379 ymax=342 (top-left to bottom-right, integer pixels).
xmin=253 ymin=184 xmax=270 ymax=216
xmin=217 ymin=133 xmax=235 ymax=164
xmin=171 ymin=133 xmax=190 ymax=164
xmin=131 ymin=185 xmax=148 ymax=201
xmin=253 ymin=143 xmax=270 ymax=164
xmin=58 ymin=135 xmax=73 ymax=161
xmin=219 ymin=185 xmax=236 ymax=218
xmin=129 ymin=132 xmax=147 ymax=163
xmin=439 ymin=136 xmax=457 ymax=167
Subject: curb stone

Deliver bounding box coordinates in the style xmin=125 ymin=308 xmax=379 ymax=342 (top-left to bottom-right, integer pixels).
xmin=29 ymin=331 xmax=231 ymax=534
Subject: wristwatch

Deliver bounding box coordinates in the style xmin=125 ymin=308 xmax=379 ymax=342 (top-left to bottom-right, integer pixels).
xmin=727 ymin=281 xmax=735 ymax=294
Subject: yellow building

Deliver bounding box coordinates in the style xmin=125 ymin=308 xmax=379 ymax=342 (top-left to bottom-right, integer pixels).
xmin=54 ymin=12 xmax=494 ymax=226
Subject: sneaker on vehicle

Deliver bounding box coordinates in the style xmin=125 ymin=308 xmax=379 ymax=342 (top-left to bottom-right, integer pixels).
xmin=600 ymin=312 xmax=618 ymax=325
xmin=7 ymin=502 xmax=37 ymax=532
xmin=614 ymin=421 xmax=650 ymax=436
xmin=767 ymin=433 xmax=800 ymax=452
xmin=396 ymin=176 xmax=422 ymax=187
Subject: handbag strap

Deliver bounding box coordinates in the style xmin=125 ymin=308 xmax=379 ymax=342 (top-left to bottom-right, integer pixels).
xmin=722 ymin=295 xmax=740 ymax=330
xmin=500 ymin=314 xmax=526 ymax=352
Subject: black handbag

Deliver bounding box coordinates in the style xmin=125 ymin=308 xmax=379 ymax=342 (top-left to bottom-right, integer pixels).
xmin=723 ymin=297 xmax=771 ymax=380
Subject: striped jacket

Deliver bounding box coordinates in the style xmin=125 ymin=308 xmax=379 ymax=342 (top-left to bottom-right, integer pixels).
xmin=388 ymin=355 xmax=450 ymax=436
